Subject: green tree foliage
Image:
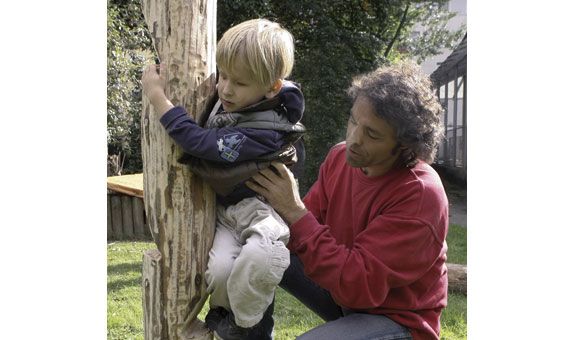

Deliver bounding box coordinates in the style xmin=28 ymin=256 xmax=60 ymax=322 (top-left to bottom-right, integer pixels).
xmin=398 ymin=2 xmax=466 ymax=64
xmin=107 ymin=0 xmax=155 ymax=174
xmin=107 ymin=0 xmax=464 ymax=189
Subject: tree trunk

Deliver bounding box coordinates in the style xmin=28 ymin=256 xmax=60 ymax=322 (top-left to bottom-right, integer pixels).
xmin=140 ymin=0 xmax=217 ymax=339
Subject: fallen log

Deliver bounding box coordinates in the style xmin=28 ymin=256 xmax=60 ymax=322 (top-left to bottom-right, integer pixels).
xmin=446 ymin=263 xmax=467 ymax=294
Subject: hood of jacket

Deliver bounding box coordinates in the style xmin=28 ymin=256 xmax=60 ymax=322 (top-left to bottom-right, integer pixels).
xmin=233 ymin=80 xmax=304 ymax=124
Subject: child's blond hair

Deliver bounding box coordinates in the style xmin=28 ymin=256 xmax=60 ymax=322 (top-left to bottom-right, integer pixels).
xmin=216 ymin=19 xmax=294 ymax=88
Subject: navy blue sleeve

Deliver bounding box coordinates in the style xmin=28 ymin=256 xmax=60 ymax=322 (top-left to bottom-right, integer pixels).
xmin=159 ymin=106 xmax=284 ymax=163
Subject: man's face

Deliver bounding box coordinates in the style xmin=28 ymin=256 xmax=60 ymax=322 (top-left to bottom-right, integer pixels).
xmin=217 ymin=59 xmax=275 ymax=113
xmin=345 ymin=96 xmax=402 ymax=177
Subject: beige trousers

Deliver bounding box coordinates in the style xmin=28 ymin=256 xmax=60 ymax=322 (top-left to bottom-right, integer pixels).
xmin=205 ymin=197 xmax=290 ymax=328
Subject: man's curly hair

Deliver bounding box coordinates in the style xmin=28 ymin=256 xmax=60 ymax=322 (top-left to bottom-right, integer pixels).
xmin=347 ymin=60 xmax=444 ymax=167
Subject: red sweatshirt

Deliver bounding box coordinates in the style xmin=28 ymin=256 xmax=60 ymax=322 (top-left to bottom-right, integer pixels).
xmin=287 ymin=143 xmax=449 ymax=340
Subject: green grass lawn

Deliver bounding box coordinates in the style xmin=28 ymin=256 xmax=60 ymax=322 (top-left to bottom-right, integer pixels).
xmin=446 ymin=223 xmax=467 ymax=265
xmin=108 ymin=224 xmax=466 ymax=339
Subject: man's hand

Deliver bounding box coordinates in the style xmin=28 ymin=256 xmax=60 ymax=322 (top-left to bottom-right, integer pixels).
xmin=141 ymin=62 xmax=173 ymax=116
xmin=246 ymin=162 xmax=308 ymax=225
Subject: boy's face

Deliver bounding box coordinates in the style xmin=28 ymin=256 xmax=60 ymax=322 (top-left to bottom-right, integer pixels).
xmin=217 ymin=59 xmax=278 ymax=112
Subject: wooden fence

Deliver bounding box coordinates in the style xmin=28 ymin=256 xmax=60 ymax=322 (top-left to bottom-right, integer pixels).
xmin=107 ymin=192 xmax=151 ymax=240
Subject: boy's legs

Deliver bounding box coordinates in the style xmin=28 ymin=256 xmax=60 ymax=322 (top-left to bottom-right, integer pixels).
xmin=205 ymin=224 xmax=242 ymax=311
xmin=227 ymin=230 xmax=288 ymax=328
xmin=210 ymin=196 xmax=289 ymax=332
xmin=277 ymin=254 xmax=413 ymax=340
xmin=245 ymin=298 xmax=274 ymax=340
xmin=226 ymin=197 xmax=290 ymax=328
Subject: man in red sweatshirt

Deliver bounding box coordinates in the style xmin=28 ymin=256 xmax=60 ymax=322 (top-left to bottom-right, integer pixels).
xmin=246 ymin=60 xmax=449 ymax=340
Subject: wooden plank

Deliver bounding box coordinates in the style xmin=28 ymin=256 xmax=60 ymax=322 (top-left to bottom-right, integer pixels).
xmin=107 ymin=173 xmax=144 ymax=198
xmin=110 ymin=195 xmax=123 ymax=240
xmin=443 ymin=82 xmax=449 ymax=163
xmin=107 ymin=195 xmax=113 ymax=239
xmin=133 ymin=197 xmax=146 ymax=238
xmin=121 ymin=195 xmax=134 ymax=238
xmin=107 ymin=183 xmax=143 ymax=198
xmin=452 ymin=68 xmax=458 ymax=167
xmin=462 ymin=74 xmax=467 ymax=170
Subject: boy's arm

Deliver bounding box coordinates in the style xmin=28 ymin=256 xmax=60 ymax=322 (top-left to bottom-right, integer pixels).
xmin=142 ymin=62 xmax=285 ymax=163
xmin=161 ymin=107 xmax=285 ymax=163
xmin=141 ymin=62 xmax=174 ymax=116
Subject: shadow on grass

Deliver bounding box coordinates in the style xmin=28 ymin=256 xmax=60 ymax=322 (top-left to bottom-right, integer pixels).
xmin=108 ymin=262 xmax=142 ymax=275
xmin=108 ymin=277 xmax=143 ymax=292
xmin=108 ymin=262 xmax=143 ymax=292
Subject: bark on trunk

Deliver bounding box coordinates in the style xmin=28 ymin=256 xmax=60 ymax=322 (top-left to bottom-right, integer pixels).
xmin=140 ymin=0 xmax=217 ymax=339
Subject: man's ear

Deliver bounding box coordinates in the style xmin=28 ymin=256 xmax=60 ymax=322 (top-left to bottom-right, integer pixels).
xmin=265 ymin=79 xmax=283 ymax=99
xmin=392 ymin=143 xmax=409 ymax=155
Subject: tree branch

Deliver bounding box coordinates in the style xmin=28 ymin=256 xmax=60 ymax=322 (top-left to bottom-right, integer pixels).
xmin=384 ymin=3 xmax=410 ymax=58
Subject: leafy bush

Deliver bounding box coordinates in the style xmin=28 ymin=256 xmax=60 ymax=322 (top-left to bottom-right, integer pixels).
xmin=107 ymin=0 xmax=155 ymax=174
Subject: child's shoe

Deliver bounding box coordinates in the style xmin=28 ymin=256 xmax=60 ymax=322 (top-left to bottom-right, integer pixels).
xmin=214 ymin=312 xmax=251 ymax=340
xmin=204 ymin=307 xmax=228 ymax=331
